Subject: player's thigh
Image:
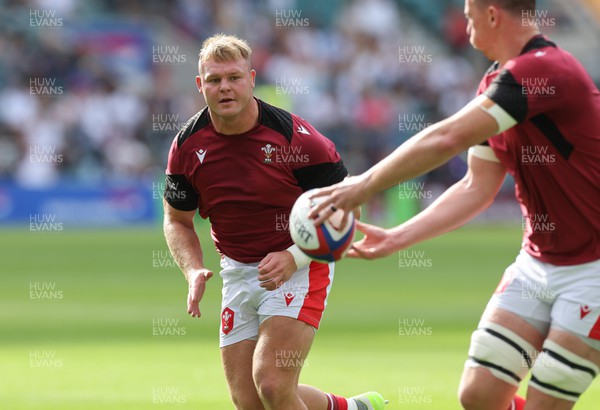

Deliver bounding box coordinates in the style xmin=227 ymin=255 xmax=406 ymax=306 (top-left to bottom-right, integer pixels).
xmin=253 ymin=316 xmax=316 ymax=392
xmin=219 ymin=257 xmax=262 ymax=348
xmin=221 ymin=340 xmax=264 ymax=408
xmin=481 ymin=307 xmax=547 ymax=349
xmin=523 ymin=258 xmax=600 ymax=407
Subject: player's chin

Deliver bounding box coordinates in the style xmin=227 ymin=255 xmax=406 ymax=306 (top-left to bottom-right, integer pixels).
xmin=213 ymin=106 xmax=239 ymax=117
xmin=210 ymin=99 xmax=237 ymax=111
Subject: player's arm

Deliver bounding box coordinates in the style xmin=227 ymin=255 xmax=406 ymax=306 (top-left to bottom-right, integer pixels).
xmin=310 ymin=95 xmax=515 ymax=224
xmin=163 ymin=200 xmax=213 ymax=318
xmin=349 ymin=150 xmax=507 ymax=259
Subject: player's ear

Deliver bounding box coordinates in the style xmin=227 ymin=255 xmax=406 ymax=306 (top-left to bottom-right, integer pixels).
xmin=250 ymin=69 xmax=256 ymax=89
xmin=488 ymin=5 xmax=500 ymax=27
xmin=195 ymin=76 xmax=203 ymax=94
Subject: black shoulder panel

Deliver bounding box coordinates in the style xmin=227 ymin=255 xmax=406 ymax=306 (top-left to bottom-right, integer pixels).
xmin=292 ymin=160 xmax=349 ymax=192
xmin=530 ymin=114 xmax=573 ymax=160
xmin=176 ymin=107 xmax=210 ymax=148
xmin=521 ymin=35 xmax=557 ymax=55
xmin=258 ymin=99 xmax=294 ymax=143
xmin=484 ymin=69 xmax=528 ymax=124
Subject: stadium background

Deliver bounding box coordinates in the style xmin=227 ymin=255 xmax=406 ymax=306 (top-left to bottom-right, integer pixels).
xmin=2 ymin=0 xmax=599 ymax=408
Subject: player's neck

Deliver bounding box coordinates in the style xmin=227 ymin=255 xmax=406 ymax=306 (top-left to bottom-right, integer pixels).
xmin=496 ymin=27 xmax=541 ymax=67
xmin=210 ymin=98 xmax=259 ymax=135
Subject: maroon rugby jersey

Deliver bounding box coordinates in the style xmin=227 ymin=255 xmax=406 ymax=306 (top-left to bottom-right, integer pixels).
xmin=477 ymin=35 xmax=600 ymax=265
xmin=164 ymin=98 xmax=348 ymax=263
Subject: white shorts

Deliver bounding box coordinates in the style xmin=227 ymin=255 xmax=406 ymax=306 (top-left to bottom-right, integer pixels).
xmin=487 ymin=250 xmax=600 ymax=342
xmin=219 ymin=256 xmax=335 ymax=348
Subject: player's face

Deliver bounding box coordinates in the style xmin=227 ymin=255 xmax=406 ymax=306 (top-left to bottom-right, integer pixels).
xmin=464 ymin=0 xmax=493 ymax=54
xmin=196 ymin=58 xmax=256 ymax=120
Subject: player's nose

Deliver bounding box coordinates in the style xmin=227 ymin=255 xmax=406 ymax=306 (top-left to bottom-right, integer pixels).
xmin=219 ymin=79 xmax=231 ymax=91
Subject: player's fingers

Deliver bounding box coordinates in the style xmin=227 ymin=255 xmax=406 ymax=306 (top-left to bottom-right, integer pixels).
xmin=259 ymin=275 xmax=278 ymax=290
xmin=347 ymin=243 xmax=368 ymax=259
xmin=187 ymin=296 xmax=201 ymax=317
xmin=189 ymin=301 xmax=201 ymax=317
xmin=258 ymin=258 xmax=277 ymax=276
xmin=311 ymin=203 xmax=336 ymax=226
xmin=308 ymin=186 xmax=334 ymax=199
xmin=257 ymin=253 xmax=273 ymax=270
xmin=307 ymin=189 xmax=337 ymax=220
xmin=355 ymin=220 xmax=376 ymax=234
xmin=349 ymin=242 xmax=381 ymax=260
xmin=346 ymin=249 xmax=358 ymax=258
xmin=258 ymin=272 xmax=275 ymax=283
xmin=339 ymin=210 xmax=350 ymax=230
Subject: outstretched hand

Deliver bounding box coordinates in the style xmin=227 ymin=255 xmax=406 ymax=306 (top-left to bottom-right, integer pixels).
xmin=308 ymin=175 xmax=371 ymax=227
xmin=187 ymin=268 xmax=214 ymax=318
xmin=347 ymin=221 xmax=400 ymax=260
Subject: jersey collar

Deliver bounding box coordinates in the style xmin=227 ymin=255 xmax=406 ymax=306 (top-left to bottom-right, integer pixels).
xmin=520 ymin=34 xmax=557 ymax=55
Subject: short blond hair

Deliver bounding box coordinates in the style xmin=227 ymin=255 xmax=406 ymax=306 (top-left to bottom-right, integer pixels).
xmin=198 ymin=34 xmax=252 ymax=73
xmin=475 ymin=0 xmax=535 ymax=15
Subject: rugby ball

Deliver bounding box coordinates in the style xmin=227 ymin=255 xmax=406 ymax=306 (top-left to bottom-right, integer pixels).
xmin=289 ymin=190 xmax=356 ymax=262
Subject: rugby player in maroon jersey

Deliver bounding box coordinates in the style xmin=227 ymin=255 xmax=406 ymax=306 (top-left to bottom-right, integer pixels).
xmin=163 ymin=34 xmax=386 ymax=410
xmin=311 ymin=1 xmax=600 ymax=409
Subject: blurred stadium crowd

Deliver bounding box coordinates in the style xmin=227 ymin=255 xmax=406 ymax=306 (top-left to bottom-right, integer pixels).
xmin=0 ymin=0 xmax=480 ymax=189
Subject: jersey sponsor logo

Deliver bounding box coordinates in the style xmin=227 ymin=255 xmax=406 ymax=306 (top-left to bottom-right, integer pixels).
xmin=297 ymin=125 xmax=310 ymax=135
xmin=535 ymin=51 xmax=546 ymax=58
xmin=221 ymin=307 xmax=234 ymax=335
xmin=580 ymin=305 xmax=592 ymax=320
xmin=284 ymin=292 xmax=295 ymax=306
xmin=195 ymin=149 xmax=207 ymax=164
xmin=261 ymin=144 xmax=276 ymax=163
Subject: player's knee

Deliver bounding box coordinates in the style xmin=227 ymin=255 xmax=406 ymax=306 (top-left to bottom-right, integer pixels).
xmin=466 ymin=322 xmax=536 ymax=386
xmin=529 ymin=339 xmax=599 ymax=402
xmin=459 ymin=322 xmax=538 ymax=409
xmin=254 ymin=372 xmax=296 ymax=405
xmin=458 ymin=376 xmax=498 ymax=410
xmin=458 ymin=382 xmax=483 ymax=410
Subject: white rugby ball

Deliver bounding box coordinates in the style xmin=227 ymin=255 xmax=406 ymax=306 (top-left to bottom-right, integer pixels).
xmin=289 ymin=190 xmax=356 ymax=262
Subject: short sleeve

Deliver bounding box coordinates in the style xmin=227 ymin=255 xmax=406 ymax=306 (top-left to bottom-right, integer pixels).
xmin=289 ymin=117 xmax=348 ymax=191
xmin=164 ymin=137 xmax=199 ymax=211
xmin=484 ymin=54 xmax=566 ymax=124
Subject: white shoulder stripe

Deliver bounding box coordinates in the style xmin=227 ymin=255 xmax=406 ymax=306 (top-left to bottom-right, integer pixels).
xmin=469 ymin=145 xmax=501 ymax=163
xmin=473 ymin=94 xmax=518 ymax=133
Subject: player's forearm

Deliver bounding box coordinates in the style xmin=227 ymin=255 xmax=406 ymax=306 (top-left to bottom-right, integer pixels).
xmin=390 ymin=178 xmax=494 ymax=249
xmin=360 ymin=122 xmax=463 ymax=198
xmin=359 ymin=107 xmax=498 ymax=200
xmin=163 ymin=219 xmax=206 ymax=282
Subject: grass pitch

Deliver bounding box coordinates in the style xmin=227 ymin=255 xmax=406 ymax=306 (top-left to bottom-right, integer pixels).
xmin=2 ymin=223 xmax=599 ymax=409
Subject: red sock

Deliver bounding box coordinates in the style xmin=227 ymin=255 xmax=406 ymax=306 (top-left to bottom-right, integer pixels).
xmin=508 ymin=395 xmax=526 ymax=410
xmin=326 ymin=393 xmax=348 ymax=410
